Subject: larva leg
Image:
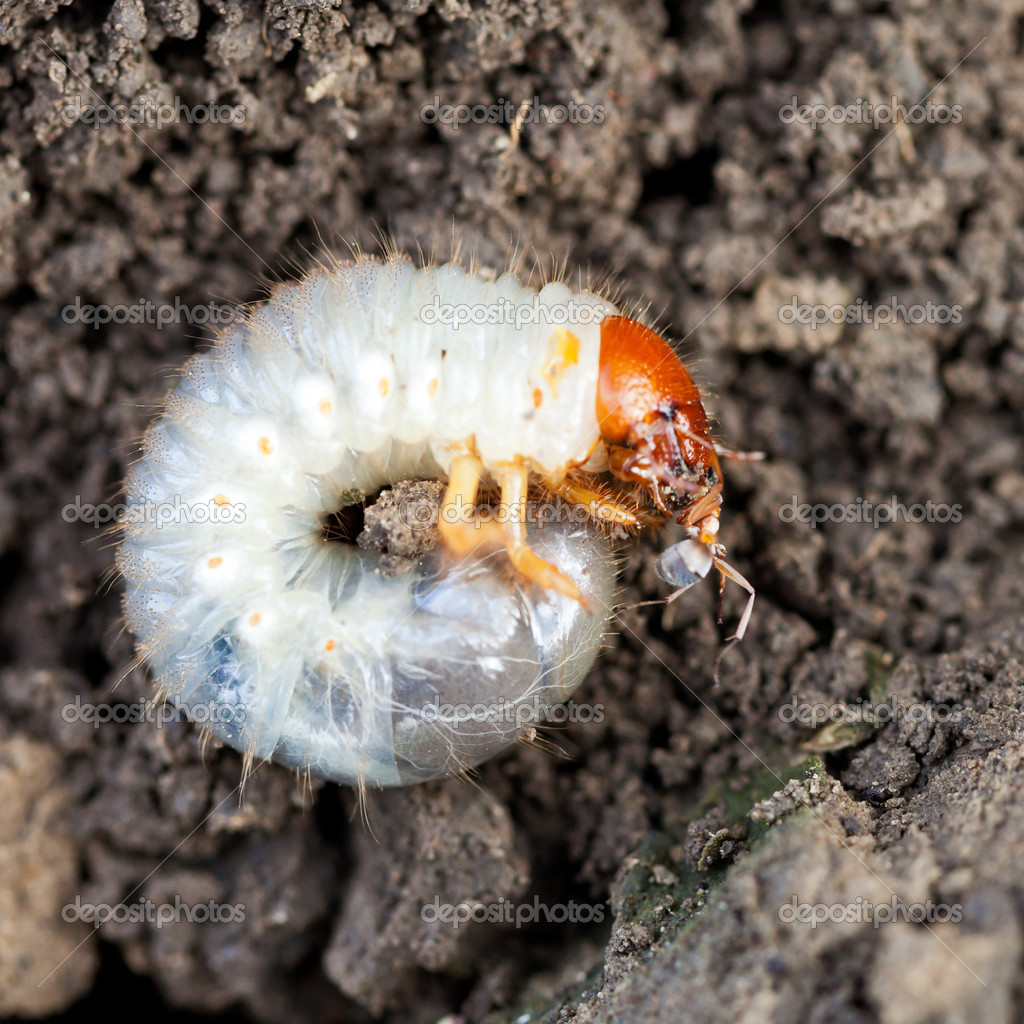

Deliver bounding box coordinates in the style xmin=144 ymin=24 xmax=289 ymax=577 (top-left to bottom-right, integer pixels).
xmin=438 ymin=453 xmax=504 ymax=554
xmin=682 ymin=483 xmax=723 ymax=529
xmin=497 ymin=462 xmax=586 ymax=604
xmin=546 ymin=477 xmax=656 ymax=529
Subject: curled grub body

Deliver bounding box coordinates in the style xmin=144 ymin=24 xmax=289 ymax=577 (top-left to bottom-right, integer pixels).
xmin=117 ymin=251 xmax=753 ymax=786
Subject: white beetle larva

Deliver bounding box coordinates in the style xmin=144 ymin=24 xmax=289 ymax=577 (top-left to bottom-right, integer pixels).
xmin=117 ymin=250 xmax=755 ymax=787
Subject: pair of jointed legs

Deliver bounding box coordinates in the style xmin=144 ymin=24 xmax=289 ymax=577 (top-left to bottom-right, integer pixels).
xmin=438 ymin=453 xmax=643 ymax=603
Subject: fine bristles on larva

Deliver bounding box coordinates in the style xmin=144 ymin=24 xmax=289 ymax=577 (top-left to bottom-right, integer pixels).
xmin=172 ymin=234 xmax=646 ymax=365
xmin=535 ymin=474 xmax=653 ymax=540
xmin=516 ymin=727 xmax=571 ymax=762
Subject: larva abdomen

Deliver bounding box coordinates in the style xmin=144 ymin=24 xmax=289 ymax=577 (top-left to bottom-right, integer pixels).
xmin=186 ymin=528 xmax=614 ymax=786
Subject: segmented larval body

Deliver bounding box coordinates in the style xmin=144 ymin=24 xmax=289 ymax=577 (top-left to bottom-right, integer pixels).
xmin=118 ymin=255 xmax=619 ymax=786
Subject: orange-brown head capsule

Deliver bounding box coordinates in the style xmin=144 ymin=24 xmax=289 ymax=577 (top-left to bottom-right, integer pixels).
xmin=596 ymin=315 xmax=757 ymax=640
xmin=596 ymin=315 xmax=723 ymax=531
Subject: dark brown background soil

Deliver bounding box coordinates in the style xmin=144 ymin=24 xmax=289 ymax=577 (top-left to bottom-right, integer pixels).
xmin=1 ymin=0 xmax=1023 ymax=1021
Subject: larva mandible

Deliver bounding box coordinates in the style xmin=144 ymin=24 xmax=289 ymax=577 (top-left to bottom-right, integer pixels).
xmin=117 ymin=250 xmax=754 ymax=787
